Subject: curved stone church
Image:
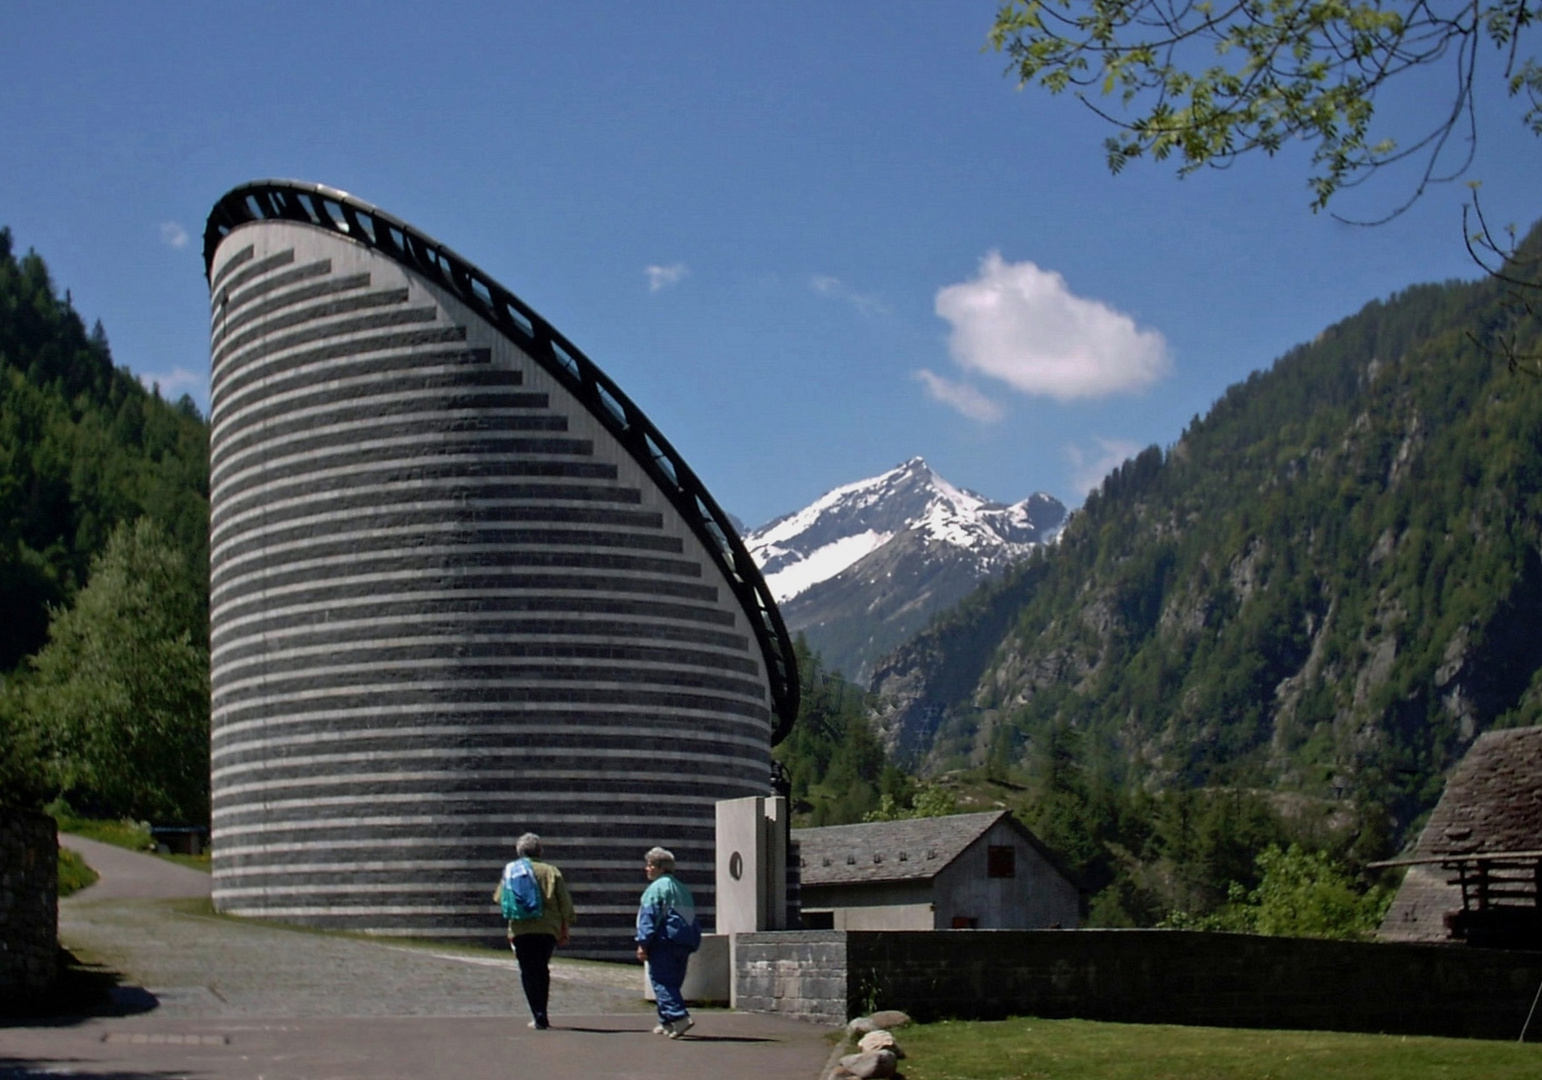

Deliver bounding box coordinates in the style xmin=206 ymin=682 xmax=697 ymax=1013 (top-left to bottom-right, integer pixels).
xmin=203 ymin=180 xmax=796 ymax=958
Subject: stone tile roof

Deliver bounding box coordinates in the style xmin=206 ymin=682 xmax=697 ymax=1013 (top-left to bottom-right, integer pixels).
xmin=793 ymin=810 xmax=1012 ymax=887
xmin=1412 ymin=726 xmax=1542 ymax=858
xmin=1379 ymin=725 xmax=1542 ymax=943
xmin=1379 ymin=865 xmax=1460 ymax=943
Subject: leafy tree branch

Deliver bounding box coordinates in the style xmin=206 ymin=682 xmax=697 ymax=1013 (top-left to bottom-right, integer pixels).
xmin=1464 ymin=186 xmax=1542 ymax=373
xmin=990 ymin=0 xmax=1541 ymax=216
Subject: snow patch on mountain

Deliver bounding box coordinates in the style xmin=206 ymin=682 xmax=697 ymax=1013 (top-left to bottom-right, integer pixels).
xmin=744 ymin=457 xmax=1064 ymax=604
xmin=760 ymin=529 xmax=893 ymax=601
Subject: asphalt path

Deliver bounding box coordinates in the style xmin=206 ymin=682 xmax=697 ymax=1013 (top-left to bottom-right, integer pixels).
xmin=0 ymin=836 xmax=835 ymax=1080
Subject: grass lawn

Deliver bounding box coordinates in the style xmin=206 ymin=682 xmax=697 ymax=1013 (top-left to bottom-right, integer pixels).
xmin=52 ymin=810 xmax=211 ymax=872
xmin=896 ymin=1017 xmax=1542 ymax=1080
xmin=56 ymin=846 xmax=99 ymax=897
xmin=52 ymin=812 xmax=152 ymax=850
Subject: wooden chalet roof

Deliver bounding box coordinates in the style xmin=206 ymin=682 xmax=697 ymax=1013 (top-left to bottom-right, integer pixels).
xmin=794 ymin=810 xmax=1031 ymax=887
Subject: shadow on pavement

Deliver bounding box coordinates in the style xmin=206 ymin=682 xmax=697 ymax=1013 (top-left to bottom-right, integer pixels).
xmin=0 ymin=947 xmax=159 ymax=1028
xmin=0 ymin=1061 xmax=189 ymax=1080
xmin=555 ymin=1025 xmax=774 ymax=1043
xmin=674 ymin=1035 xmax=779 ymax=1043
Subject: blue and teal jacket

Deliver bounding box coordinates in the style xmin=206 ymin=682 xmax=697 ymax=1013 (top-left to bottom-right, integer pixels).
xmin=635 ymin=873 xmax=702 ymax=952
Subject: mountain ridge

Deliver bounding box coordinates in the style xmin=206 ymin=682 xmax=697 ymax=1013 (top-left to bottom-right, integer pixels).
xmin=745 ymin=457 xmax=1064 ymax=682
xmin=867 ymin=237 xmax=1542 ymax=845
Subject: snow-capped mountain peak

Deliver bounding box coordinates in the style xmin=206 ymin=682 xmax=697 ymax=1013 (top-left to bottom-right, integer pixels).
xmin=745 ymin=457 xmax=1064 ymax=604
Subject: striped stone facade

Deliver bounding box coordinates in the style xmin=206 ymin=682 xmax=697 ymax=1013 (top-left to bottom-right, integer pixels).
xmin=207 ymin=198 xmax=785 ymax=959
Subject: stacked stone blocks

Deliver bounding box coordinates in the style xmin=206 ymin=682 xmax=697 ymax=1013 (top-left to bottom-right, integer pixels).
xmin=0 ymin=810 xmax=57 ymax=1004
xmin=733 ymin=930 xmax=850 ymax=1024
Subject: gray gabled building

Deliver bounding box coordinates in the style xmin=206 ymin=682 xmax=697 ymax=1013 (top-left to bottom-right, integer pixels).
xmin=792 ymin=810 xmax=1078 ymax=931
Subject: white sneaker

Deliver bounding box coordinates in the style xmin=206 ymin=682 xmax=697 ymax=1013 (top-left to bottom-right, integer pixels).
xmin=666 ymin=1016 xmax=694 ymax=1039
xmin=652 ymin=1023 xmax=666 ymax=1035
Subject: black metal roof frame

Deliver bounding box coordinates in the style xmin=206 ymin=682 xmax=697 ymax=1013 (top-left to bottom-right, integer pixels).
xmin=204 ymin=179 xmax=798 ymax=741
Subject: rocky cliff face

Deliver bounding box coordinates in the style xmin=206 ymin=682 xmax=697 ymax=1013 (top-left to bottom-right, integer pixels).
xmin=867 ymin=556 xmax=1053 ymax=762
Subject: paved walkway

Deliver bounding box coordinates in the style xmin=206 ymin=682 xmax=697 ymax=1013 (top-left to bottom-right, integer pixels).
xmin=0 ymin=836 xmax=835 ymax=1080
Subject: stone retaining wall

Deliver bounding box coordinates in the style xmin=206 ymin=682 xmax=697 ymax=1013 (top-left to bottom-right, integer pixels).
xmin=734 ymin=930 xmax=850 ymax=1023
xmin=734 ymin=928 xmax=1542 ymax=1040
xmin=0 ymin=810 xmax=57 ymax=1005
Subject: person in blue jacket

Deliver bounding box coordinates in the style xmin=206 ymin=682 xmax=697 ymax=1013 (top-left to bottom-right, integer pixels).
xmin=634 ymin=845 xmax=702 ymax=1038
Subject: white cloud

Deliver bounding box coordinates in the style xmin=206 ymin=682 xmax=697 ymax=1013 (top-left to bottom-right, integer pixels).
xmin=646 ymin=263 xmax=688 ymax=292
xmin=1066 ymin=437 xmax=1144 ymax=497
xmin=160 ymin=222 xmax=189 ymax=249
xmin=935 ymin=252 xmax=1171 ymax=403
xmin=137 ymin=366 xmax=207 ymax=401
xmin=811 ymin=274 xmax=890 ymax=317
xmin=914 ymin=369 xmax=1005 ymax=423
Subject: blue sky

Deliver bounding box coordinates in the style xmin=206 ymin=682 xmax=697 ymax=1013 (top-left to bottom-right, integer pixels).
xmin=4 ymin=3 xmax=1540 ymax=529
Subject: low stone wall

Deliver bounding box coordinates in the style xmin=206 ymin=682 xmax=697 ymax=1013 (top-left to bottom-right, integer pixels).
xmin=0 ymin=810 xmax=57 ymax=1006
xmin=734 ymin=930 xmax=850 ymax=1023
xmin=734 ymin=928 xmax=1542 ymax=1040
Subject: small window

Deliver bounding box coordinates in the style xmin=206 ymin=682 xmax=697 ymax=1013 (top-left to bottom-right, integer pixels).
xmin=987 ymin=845 xmax=1016 ymax=878
xmin=802 ymin=911 xmax=835 ymax=930
xmin=951 ymin=916 xmax=979 ymax=929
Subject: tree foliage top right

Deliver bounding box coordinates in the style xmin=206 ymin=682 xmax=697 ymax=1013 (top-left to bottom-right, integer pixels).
xmin=991 ymin=0 xmax=1541 ymax=215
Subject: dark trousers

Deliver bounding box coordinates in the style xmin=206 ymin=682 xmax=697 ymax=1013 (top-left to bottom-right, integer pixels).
xmin=512 ymin=933 xmax=556 ymax=1024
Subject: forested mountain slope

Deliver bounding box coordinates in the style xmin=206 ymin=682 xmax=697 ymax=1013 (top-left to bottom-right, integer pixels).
xmin=0 ymin=227 xmax=209 ymax=672
xmin=873 ymin=228 xmax=1542 ymax=846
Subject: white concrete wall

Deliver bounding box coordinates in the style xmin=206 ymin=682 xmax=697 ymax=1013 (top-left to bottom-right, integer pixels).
xmin=799 ymin=881 xmax=934 ymax=930
xmin=830 ymin=903 xmax=934 ymax=930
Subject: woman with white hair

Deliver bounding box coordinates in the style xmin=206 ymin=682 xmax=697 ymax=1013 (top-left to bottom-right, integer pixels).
xmin=634 ymin=846 xmax=702 ymax=1038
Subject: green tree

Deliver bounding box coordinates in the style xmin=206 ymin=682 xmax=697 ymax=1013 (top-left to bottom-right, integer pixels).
xmin=863 ymin=783 xmax=960 ymax=822
xmin=1174 ymin=842 xmax=1392 ymax=938
xmin=0 ymin=227 xmax=210 ymax=673
xmin=774 ymin=637 xmax=893 ymax=824
xmin=990 ymin=0 xmax=1542 ymax=213
xmin=0 ymin=682 xmax=50 ymax=810
xmin=24 ymin=517 xmax=209 ymax=822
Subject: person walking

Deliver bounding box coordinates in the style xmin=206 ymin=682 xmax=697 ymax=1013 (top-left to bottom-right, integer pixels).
xmin=634 ymin=846 xmax=702 ymax=1038
xmin=495 ymin=832 xmax=575 ymax=1030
